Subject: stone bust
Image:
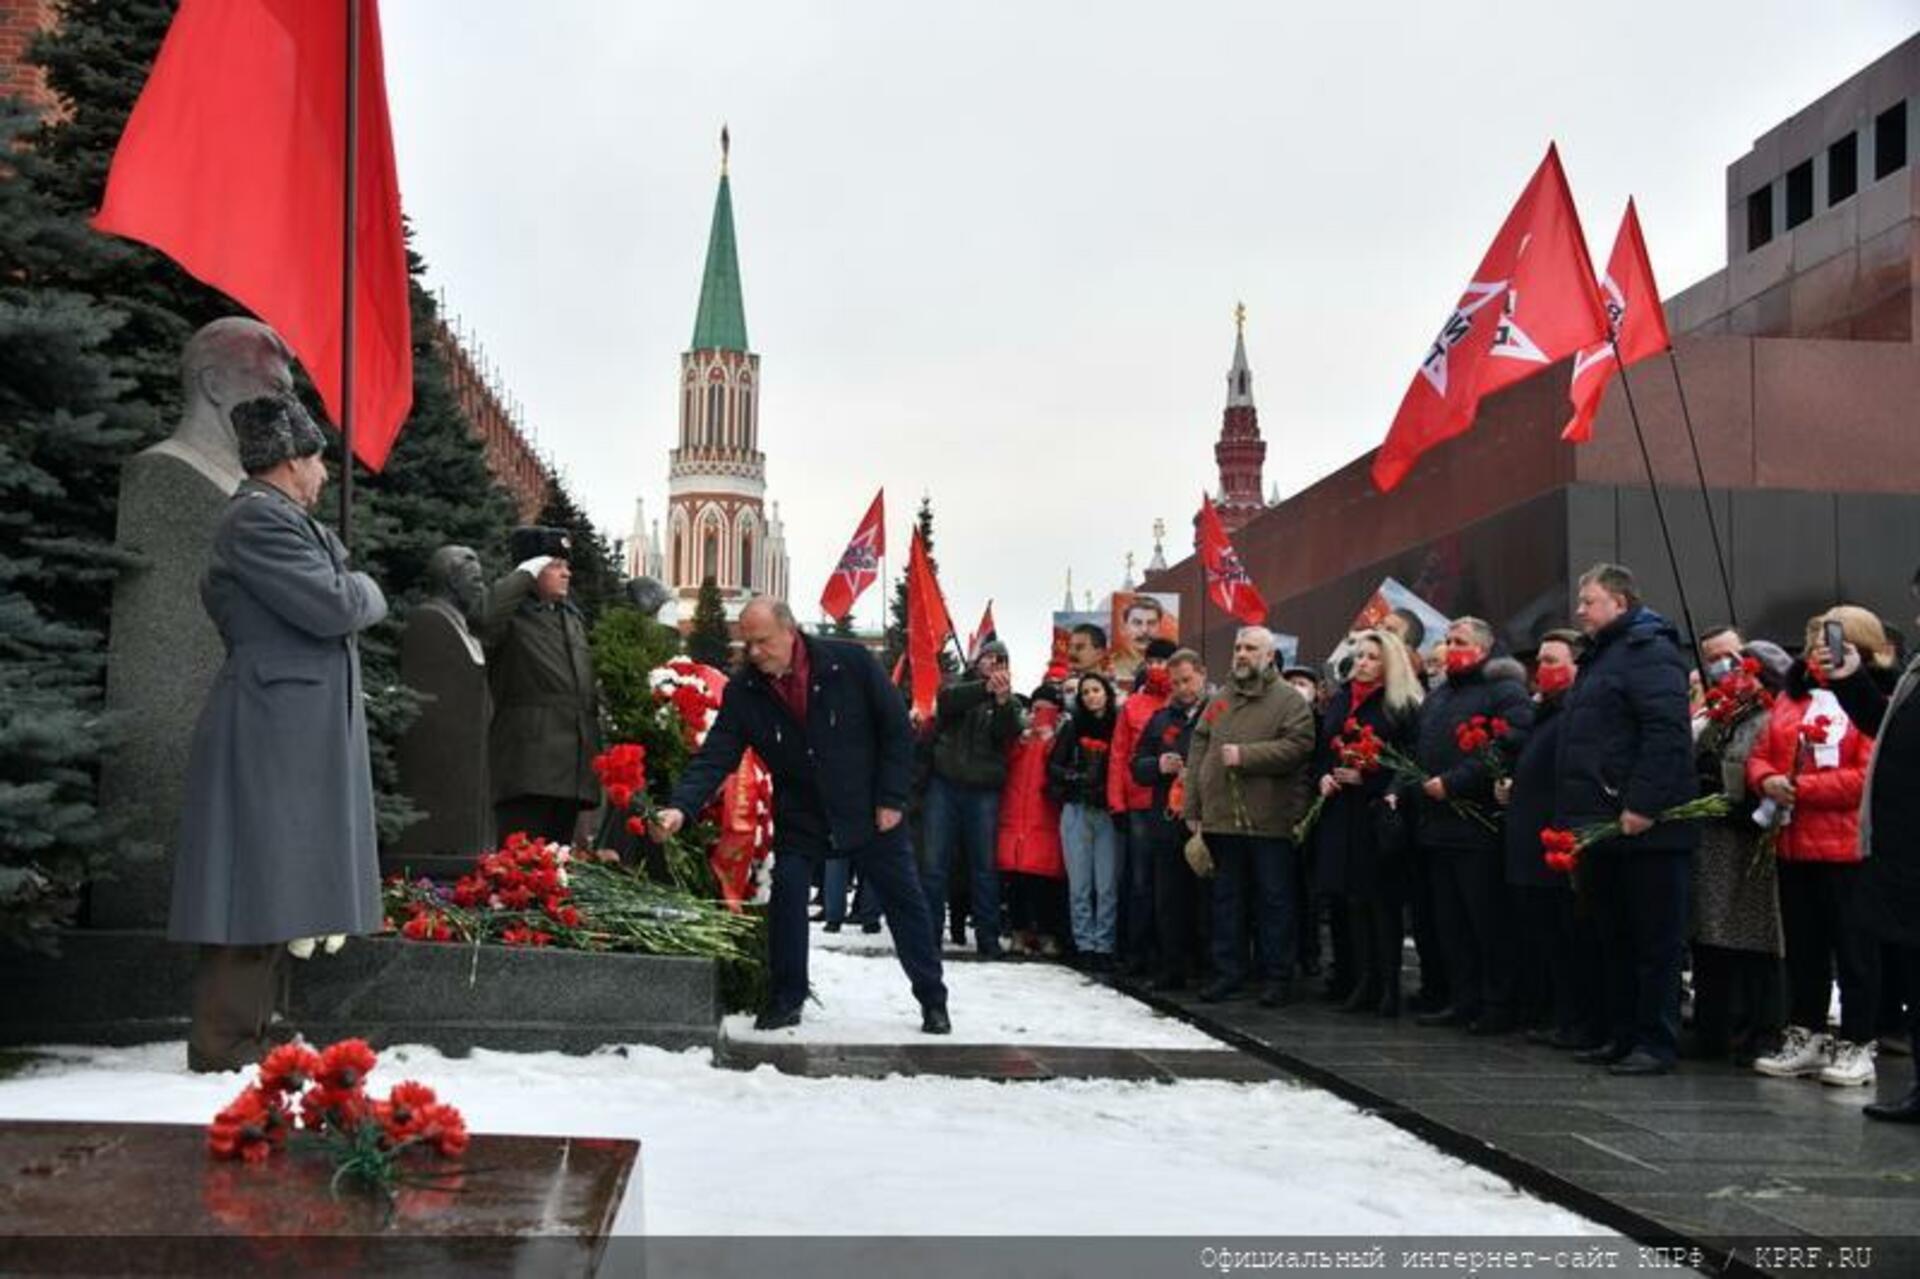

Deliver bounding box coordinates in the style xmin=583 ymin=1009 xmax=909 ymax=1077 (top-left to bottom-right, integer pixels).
xmin=420 ymin=545 xmax=487 ymax=664
xmin=148 ymin=317 xmax=297 ymax=494
xmin=625 ymin=575 xmax=672 ymax=620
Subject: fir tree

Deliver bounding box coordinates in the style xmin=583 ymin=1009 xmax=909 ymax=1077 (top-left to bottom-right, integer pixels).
xmin=687 ymin=576 xmax=731 ymax=668
xmin=0 ymin=100 xmax=143 ymax=948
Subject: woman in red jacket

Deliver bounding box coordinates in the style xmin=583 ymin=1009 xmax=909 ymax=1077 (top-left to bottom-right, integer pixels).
xmin=998 ymin=685 xmax=1069 ymax=958
xmin=1747 ymin=609 xmax=1880 ymax=1088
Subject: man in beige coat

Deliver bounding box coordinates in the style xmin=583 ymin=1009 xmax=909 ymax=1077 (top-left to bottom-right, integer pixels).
xmin=1184 ymin=626 xmax=1316 ymax=1006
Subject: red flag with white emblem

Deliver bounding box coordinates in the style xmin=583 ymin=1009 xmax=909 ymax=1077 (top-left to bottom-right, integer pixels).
xmin=1196 ymin=497 xmax=1267 ymax=625
xmin=1371 ymin=145 xmax=1609 ymax=492
xmin=819 ymin=489 xmax=885 ymax=621
xmin=964 ymin=600 xmax=998 ymax=664
xmin=1562 ymin=199 xmax=1671 ymax=442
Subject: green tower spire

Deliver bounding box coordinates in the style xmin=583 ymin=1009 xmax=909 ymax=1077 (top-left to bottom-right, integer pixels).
xmin=690 ymin=126 xmax=749 ymax=353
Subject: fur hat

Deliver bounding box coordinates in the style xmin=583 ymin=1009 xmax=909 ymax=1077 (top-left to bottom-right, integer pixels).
xmin=509 ymin=526 xmax=573 ymax=563
xmin=232 ymin=396 xmax=325 ymax=475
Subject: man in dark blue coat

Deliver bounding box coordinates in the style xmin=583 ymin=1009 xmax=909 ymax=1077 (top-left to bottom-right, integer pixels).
xmin=655 ymin=598 xmax=949 ymax=1033
xmin=1555 ymin=563 xmax=1698 ymax=1075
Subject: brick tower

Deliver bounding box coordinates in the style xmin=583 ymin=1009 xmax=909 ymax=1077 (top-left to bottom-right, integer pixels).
xmin=1213 ymin=302 xmax=1267 ymax=532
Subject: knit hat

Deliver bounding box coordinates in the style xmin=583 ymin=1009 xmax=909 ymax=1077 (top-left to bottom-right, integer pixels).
xmin=1144 ymin=638 xmax=1179 ymax=662
xmin=232 ymin=396 xmax=326 ymax=475
xmin=975 ymin=639 xmax=1010 ymax=666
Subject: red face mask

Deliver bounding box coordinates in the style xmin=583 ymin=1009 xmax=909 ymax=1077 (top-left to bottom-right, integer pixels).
xmin=1534 ymin=663 xmax=1574 ymax=695
xmin=1444 ymin=647 xmax=1481 ymax=677
xmin=1142 ymin=665 xmax=1171 ymax=696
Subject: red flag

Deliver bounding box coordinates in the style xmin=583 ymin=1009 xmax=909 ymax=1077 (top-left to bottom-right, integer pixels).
xmin=819 ymin=489 xmax=885 ymax=620
xmin=965 ymin=600 xmax=998 ymax=663
xmin=1562 ymin=199 xmax=1671 ymax=443
xmin=1196 ymin=497 xmax=1267 ymax=625
xmin=906 ymin=527 xmax=955 ymax=719
xmin=1371 ymin=145 xmax=1608 ymax=492
xmin=94 ymin=0 xmax=413 ymax=471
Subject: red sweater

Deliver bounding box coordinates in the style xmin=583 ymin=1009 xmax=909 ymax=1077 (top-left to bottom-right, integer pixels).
xmin=1745 ymin=693 xmax=1873 ymax=863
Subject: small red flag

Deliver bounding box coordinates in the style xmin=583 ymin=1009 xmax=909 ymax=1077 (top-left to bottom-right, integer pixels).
xmin=1562 ymin=199 xmax=1671 ymax=443
xmin=965 ymin=600 xmax=998 ymax=664
xmin=906 ymin=527 xmax=955 ymax=719
xmin=93 ymin=0 xmax=413 ymax=472
xmin=1196 ymin=496 xmax=1267 ymax=625
xmin=819 ymin=489 xmax=885 ymax=621
xmin=1372 ymin=145 xmax=1608 ymax=492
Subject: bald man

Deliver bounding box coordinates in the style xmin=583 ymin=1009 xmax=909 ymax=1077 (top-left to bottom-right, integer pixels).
xmin=654 ymin=598 xmax=949 ymax=1033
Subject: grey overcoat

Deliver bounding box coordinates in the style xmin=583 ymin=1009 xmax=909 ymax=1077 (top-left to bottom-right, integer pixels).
xmin=168 ymin=480 xmax=388 ymax=944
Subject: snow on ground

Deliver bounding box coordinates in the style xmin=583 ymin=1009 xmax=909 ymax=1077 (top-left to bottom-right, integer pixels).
xmin=722 ymin=944 xmax=1216 ymax=1047
xmin=0 ymin=1039 xmax=1608 ymax=1236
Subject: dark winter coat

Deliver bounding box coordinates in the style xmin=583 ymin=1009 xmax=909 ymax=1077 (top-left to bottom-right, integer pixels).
xmin=670 ymin=634 xmax=912 ymax=856
xmin=1048 ymin=708 xmax=1116 ymax=808
xmin=170 ymin=481 xmax=387 ymax=945
xmin=1832 ymin=659 xmax=1920 ymax=947
xmin=1313 ymin=684 xmax=1420 ymax=898
xmin=482 ymin=570 xmax=602 ymax=804
xmin=1414 ymin=660 xmax=1533 ymax=852
xmin=1503 ymin=695 xmax=1568 ymax=888
xmin=932 ymin=679 xmax=1021 ymax=790
xmin=1133 ymin=696 xmax=1205 ymax=818
xmin=1553 ymin=607 xmax=1698 ymax=852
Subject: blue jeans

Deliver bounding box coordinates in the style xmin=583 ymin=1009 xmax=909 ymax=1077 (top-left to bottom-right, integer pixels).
xmin=920 ymin=776 xmax=1002 ymax=954
xmin=769 ymin=828 xmax=946 ymax=1015
xmin=822 ymin=857 xmax=879 ymax=927
xmin=1061 ymin=802 xmax=1118 ymax=955
xmin=1209 ymin=833 xmax=1298 ymax=988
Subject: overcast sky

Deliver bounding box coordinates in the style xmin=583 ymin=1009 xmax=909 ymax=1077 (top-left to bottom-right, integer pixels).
xmin=381 ymin=1 xmax=1916 ymax=679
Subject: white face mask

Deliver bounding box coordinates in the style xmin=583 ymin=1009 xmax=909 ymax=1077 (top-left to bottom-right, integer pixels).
xmin=1706 ymin=656 xmax=1738 ymax=683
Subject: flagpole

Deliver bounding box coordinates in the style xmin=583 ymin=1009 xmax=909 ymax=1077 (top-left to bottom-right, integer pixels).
xmin=1610 ymin=339 xmax=1704 ymax=671
xmin=337 ymin=0 xmax=361 ymax=543
xmin=1664 ymin=346 xmax=1737 ymax=627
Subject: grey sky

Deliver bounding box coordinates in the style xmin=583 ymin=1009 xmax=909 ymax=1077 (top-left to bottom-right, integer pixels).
xmin=381 ymin=2 xmax=1917 ymax=679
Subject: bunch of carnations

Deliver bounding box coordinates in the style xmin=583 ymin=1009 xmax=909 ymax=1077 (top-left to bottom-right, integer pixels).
xmin=591 ymin=742 xmax=652 ymax=838
xmin=1453 ymin=714 xmax=1513 ymax=782
xmin=1293 ymin=718 xmax=1387 ymax=843
xmin=1698 ymin=657 xmax=1775 ymax=756
xmin=207 ymin=1039 xmax=467 ymax=1203
xmin=648 ymin=657 xmax=723 ymax=749
xmin=1538 ymin=794 xmax=1734 ymax=877
xmin=436 ymin=832 xmax=581 ymax=947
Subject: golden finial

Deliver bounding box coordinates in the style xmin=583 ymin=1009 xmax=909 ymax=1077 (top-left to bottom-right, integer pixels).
xmin=1234 ymin=300 xmax=1247 ymax=334
xmin=720 ymin=124 xmax=731 ymax=175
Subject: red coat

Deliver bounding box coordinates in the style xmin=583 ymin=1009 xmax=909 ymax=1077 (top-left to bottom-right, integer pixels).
xmin=1107 ymin=686 xmax=1167 ymax=813
xmin=1745 ymin=693 xmax=1872 ymax=863
xmin=997 ymin=709 xmax=1065 ymax=878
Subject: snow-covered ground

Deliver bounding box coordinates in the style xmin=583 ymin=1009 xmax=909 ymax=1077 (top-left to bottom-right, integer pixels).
xmin=722 ymin=944 xmax=1215 ymax=1047
xmin=0 ymin=943 xmax=1611 ymax=1237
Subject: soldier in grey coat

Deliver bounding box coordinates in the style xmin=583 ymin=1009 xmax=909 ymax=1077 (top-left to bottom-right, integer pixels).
xmin=169 ymin=396 xmax=387 ymax=1073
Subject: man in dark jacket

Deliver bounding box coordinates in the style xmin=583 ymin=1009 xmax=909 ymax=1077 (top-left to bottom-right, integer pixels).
xmin=1414 ymin=617 xmax=1533 ymax=1035
xmin=656 ymin=599 xmax=948 ymax=1032
xmin=1133 ymin=649 xmax=1208 ymax=989
xmin=1556 ymin=563 xmax=1698 ymax=1076
xmin=483 ymin=527 xmax=603 ymax=844
xmin=921 ymin=641 xmax=1021 ymax=957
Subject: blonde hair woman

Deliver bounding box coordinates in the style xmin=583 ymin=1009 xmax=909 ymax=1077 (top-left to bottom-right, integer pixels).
xmin=1311 ymin=627 xmax=1423 ymax=1016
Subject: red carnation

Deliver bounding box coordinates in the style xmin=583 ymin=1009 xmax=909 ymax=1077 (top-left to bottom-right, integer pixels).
xmin=415 ymin=1102 xmax=470 ymax=1158
xmin=300 ymin=1083 xmax=370 ymax=1134
xmin=256 ymin=1042 xmax=320 ymax=1095
xmin=1800 ymin=715 xmax=1833 ymax=746
xmin=316 ymin=1038 xmax=377 ymax=1091
xmin=207 ymin=1086 xmax=290 ymax=1163
xmin=1081 ymin=737 xmax=1109 ymax=754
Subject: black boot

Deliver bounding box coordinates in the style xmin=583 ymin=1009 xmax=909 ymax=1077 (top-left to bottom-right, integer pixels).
xmin=1864 ymin=1086 xmax=1920 ymax=1124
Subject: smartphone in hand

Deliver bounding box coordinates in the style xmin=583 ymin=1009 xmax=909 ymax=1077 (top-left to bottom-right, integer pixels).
xmin=1824 ymin=619 xmax=1847 ymax=673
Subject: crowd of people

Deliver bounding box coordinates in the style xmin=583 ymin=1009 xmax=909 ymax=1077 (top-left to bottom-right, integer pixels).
xmin=816 ymin=561 xmax=1920 ymax=1122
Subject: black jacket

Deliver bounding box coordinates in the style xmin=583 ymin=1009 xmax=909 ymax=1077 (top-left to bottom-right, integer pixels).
xmin=1415 ymin=661 xmax=1533 ymax=851
xmin=1132 ymin=697 xmax=1204 ymax=818
xmin=1312 ymin=684 xmax=1420 ymax=897
xmin=1504 ymin=696 xmax=1568 ymax=888
xmin=1048 ymin=710 xmax=1115 ymax=808
xmin=1553 ymin=607 xmax=1698 ymax=852
xmin=932 ymin=680 xmax=1021 ymax=790
xmin=669 ymin=635 xmax=910 ymax=856
xmin=1832 ymin=659 xmax=1920 ymax=947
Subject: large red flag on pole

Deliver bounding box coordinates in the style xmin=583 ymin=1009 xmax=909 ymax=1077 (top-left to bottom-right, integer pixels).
xmin=1196 ymin=497 xmax=1267 ymax=625
xmin=1371 ymin=145 xmax=1609 ymax=492
xmin=819 ymin=489 xmax=885 ymax=621
xmin=94 ymin=0 xmax=413 ymax=475
xmin=1562 ymin=198 xmax=1671 ymax=442
xmin=906 ymin=526 xmax=955 ymax=719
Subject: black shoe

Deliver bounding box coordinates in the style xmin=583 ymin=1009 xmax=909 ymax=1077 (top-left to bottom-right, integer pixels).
xmin=753 ymin=1006 xmax=802 ymax=1031
xmin=1198 ymin=980 xmax=1247 ymax=1003
xmin=1864 ymin=1087 xmax=1920 ymax=1123
xmin=1415 ymin=1007 xmax=1469 ymax=1028
xmin=1574 ymin=1041 xmax=1630 ymax=1065
xmin=1607 ymin=1050 xmax=1674 ymax=1077
xmin=977 ymin=946 xmax=1005 ymax=962
xmin=920 ymin=1005 xmax=952 ymax=1035
xmin=823 ymin=921 xmax=842 ymax=934
xmin=949 ymin=922 xmax=967 ymax=946
xmin=1547 ymin=1029 xmax=1603 ymax=1052
xmin=861 ymin=921 xmax=882 ymax=935
xmin=1468 ymin=1012 xmax=1516 ymax=1037
xmin=1257 ymin=982 xmax=1293 ymax=1009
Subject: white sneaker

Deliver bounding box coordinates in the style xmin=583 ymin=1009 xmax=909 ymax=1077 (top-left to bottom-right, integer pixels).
xmin=1818 ymin=1040 xmax=1877 ymax=1087
xmin=1753 ymin=1026 xmax=1832 ymax=1078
